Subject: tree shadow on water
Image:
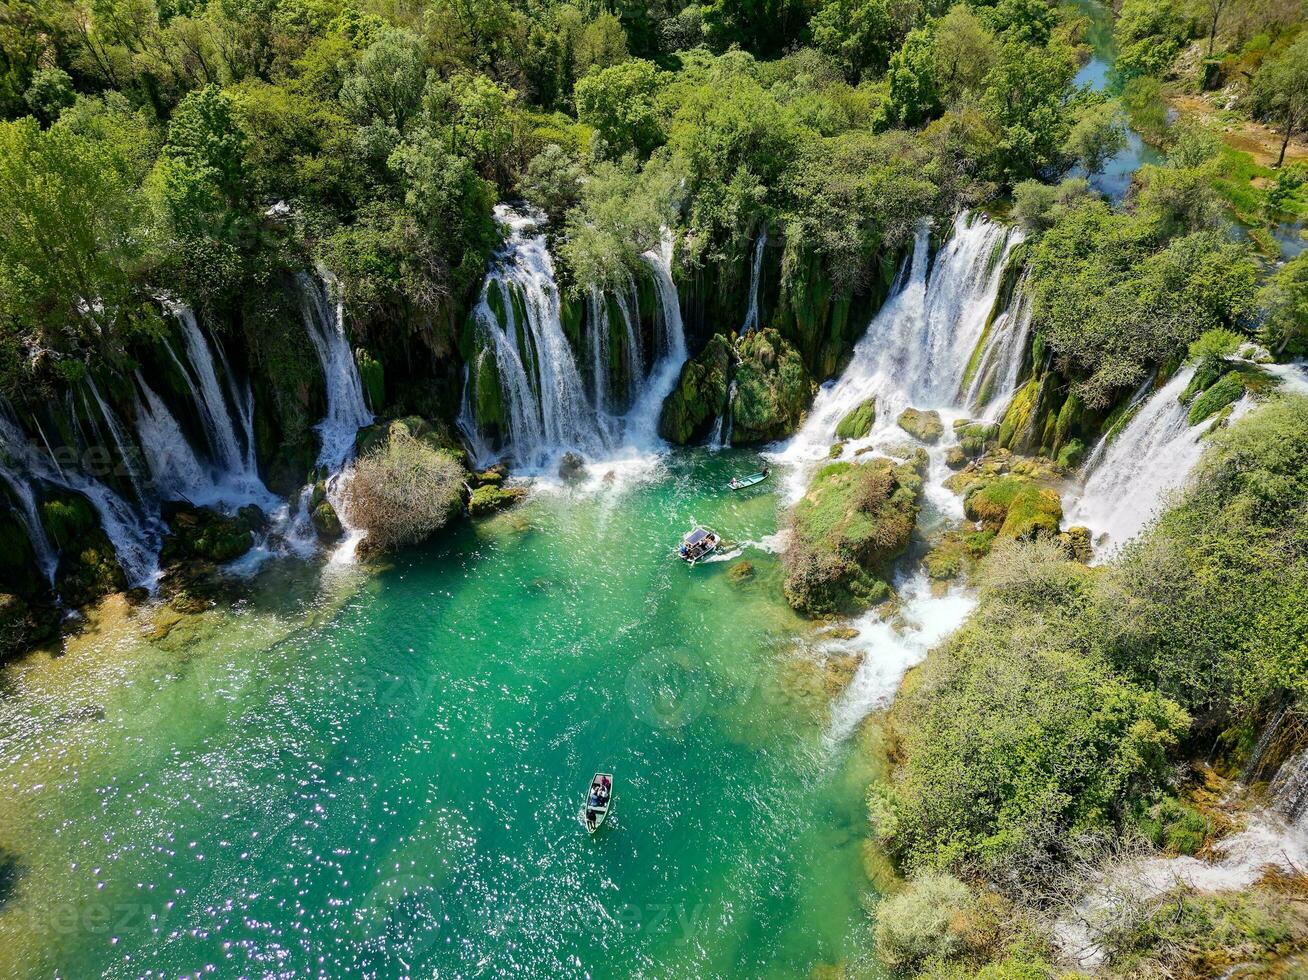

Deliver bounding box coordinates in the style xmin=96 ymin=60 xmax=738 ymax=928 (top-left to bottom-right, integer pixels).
xmin=0 ymin=848 xmax=20 ymax=911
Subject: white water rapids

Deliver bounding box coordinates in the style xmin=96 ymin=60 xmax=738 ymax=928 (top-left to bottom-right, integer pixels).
xmin=458 ymin=207 xmax=689 ymax=474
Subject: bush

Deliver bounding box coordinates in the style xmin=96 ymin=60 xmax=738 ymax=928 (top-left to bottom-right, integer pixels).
xmin=343 ymin=431 xmax=466 ymax=551
xmin=874 ymin=873 xmax=973 ymax=971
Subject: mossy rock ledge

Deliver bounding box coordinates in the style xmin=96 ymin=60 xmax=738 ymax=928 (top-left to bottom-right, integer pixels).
xmin=730 ymin=329 xmax=815 ymax=444
xmin=896 ymin=408 xmax=943 ymax=444
xmin=783 ymin=451 xmax=926 ymax=615
xmin=835 ymin=397 xmax=877 ymax=441
xmin=963 ymin=475 xmax=1063 ymax=541
xmin=659 ymin=334 xmax=732 ymax=444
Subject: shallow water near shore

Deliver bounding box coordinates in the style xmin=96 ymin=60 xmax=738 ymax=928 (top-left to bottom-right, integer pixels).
xmin=0 ymin=449 xmax=888 ymax=979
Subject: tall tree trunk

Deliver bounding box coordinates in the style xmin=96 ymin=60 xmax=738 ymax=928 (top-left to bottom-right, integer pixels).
xmin=1279 ymin=112 xmax=1295 ymax=168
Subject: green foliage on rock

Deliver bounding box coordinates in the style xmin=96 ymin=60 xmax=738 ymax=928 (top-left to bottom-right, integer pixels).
xmin=1186 ymin=369 xmax=1245 ymax=425
xmin=468 ymin=484 xmax=526 ymax=517
xmin=835 ymin=397 xmax=877 ymax=440
xmin=659 ymin=334 xmax=732 ymax=444
xmin=783 ymin=453 xmax=924 ymax=614
xmin=877 ymin=539 xmax=1190 ymax=876
xmin=897 ymin=407 xmax=943 ymax=443
xmin=730 ymin=328 xmax=814 ymax=443
xmin=964 ymin=475 xmax=1062 ymax=540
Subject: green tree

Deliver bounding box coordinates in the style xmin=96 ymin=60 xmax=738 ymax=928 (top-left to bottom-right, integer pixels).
xmin=23 ymin=67 xmax=76 ymax=126
xmin=1251 ymin=32 xmax=1308 ymax=167
xmin=980 ymin=39 xmax=1077 ymax=180
xmin=883 ymin=25 xmax=940 ymax=127
xmin=575 ymin=58 xmax=665 ymax=158
xmin=1064 ymin=98 xmax=1127 ymax=175
xmin=1258 ymin=250 xmax=1308 ymax=354
xmin=811 ymin=0 xmax=896 ymax=82
xmin=0 ymin=116 xmax=154 ymax=369
xmin=340 ymin=26 xmax=430 ymax=138
xmin=518 ymin=143 xmax=583 ymax=219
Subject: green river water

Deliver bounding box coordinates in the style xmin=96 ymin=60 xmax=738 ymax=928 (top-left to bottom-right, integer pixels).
xmin=0 ymin=449 xmax=887 ymax=979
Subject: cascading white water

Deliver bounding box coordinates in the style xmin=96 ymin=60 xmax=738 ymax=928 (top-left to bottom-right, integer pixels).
xmin=297 ymin=271 xmax=375 ymax=470
xmin=587 ymin=288 xmax=612 ymax=414
xmin=740 ymin=228 xmax=767 ymax=334
xmin=964 ymin=276 xmax=1033 ymax=416
xmin=626 ymin=230 xmax=690 ymax=449
xmin=458 ymin=206 xmax=605 ymax=470
xmin=0 ymin=470 xmax=58 ymax=585
xmin=1063 ymin=368 xmax=1232 ymax=557
xmin=709 ymin=380 xmax=737 ymax=451
xmin=85 ymin=375 xmax=148 ymax=502
xmin=460 ymin=210 xmax=692 ymax=470
xmin=133 ymin=372 xmax=211 ymax=503
xmin=773 ymin=213 xmax=1022 ymax=498
xmin=766 ymin=212 xmax=1023 ymax=742
xmin=1270 ymin=746 xmax=1308 ymax=829
xmin=0 ymin=410 xmax=160 ymax=589
xmin=166 ymin=305 xmax=248 ymax=475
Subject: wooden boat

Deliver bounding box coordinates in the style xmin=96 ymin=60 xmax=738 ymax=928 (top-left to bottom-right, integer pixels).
xmin=727 ymin=467 xmax=770 ymax=491
xmin=677 ymin=526 xmax=719 ymax=565
xmin=583 ymin=772 xmax=613 ymax=833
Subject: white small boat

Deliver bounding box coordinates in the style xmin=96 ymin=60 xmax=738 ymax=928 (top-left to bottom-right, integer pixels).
xmin=677 ymin=527 xmax=719 ymax=565
xmin=582 ymin=772 xmax=613 ymax=833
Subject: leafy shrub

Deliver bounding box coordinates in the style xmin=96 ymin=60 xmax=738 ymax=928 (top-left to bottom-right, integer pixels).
xmin=874 ymin=873 xmax=974 ymax=972
xmin=343 ymin=431 xmax=466 ymax=551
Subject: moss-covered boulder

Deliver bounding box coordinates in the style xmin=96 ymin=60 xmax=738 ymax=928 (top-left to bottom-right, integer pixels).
xmin=783 ymin=453 xmax=925 ymax=615
xmin=41 ymin=492 xmax=128 ymax=607
xmin=468 ymin=484 xmax=527 ymax=517
xmin=162 ymin=504 xmax=262 ymax=565
xmin=963 ymin=476 xmax=1062 ymax=540
xmin=1060 ymin=525 xmax=1093 ymax=563
xmin=659 ymin=334 xmax=732 ymax=444
xmin=953 ymin=419 xmax=999 ymax=458
xmin=1187 ymin=371 xmax=1245 ymax=425
xmin=896 ymin=408 xmax=943 ymax=444
xmin=726 ymin=560 xmax=756 ymax=586
xmin=730 ymin=328 xmax=815 ymax=444
xmin=311 ymin=500 xmax=343 ymax=541
xmin=835 ymin=397 xmax=877 ymax=441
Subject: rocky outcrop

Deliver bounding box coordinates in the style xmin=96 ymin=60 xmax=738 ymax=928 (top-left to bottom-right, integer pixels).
xmin=468 ymin=484 xmax=527 ymax=516
xmin=963 ymin=475 xmax=1062 ymax=540
xmin=659 ymin=334 xmax=732 ymax=444
xmin=161 ymin=503 xmax=263 ymax=564
xmin=835 ymin=398 xmax=877 ymax=441
xmin=729 ymin=328 xmax=815 ymax=444
xmin=783 ymin=451 xmax=926 ymax=615
xmin=42 ymin=493 xmax=128 ymax=607
xmin=896 ymin=408 xmax=943 ymax=444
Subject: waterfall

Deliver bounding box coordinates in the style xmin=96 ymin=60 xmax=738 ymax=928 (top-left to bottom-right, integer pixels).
xmin=133 ymin=372 xmax=211 ymax=503
xmin=166 ymin=304 xmax=248 ymax=475
xmin=85 ymin=375 xmax=148 ymax=502
xmin=625 ymin=230 xmax=690 ymax=448
xmin=1063 ymin=367 xmax=1238 ymax=557
xmin=741 ymin=228 xmax=767 ymax=334
xmin=162 ymin=302 xmax=279 ymax=509
xmin=587 ymin=288 xmax=612 ymax=414
xmin=0 ymin=410 xmax=160 ymax=589
xmin=772 ymin=213 xmax=1023 ymax=496
xmin=615 ymin=278 xmax=644 ymax=397
xmin=1271 ymin=746 xmax=1308 ymax=829
xmin=709 ymin=380 xmax=737 ymax=451
xmin=297 ymin=271 xmax=374 ymax=470
xmin=963 ymin=277 xmax=1033 ymax=416
xmin=0 ymin=471 xmax=58 ymax=585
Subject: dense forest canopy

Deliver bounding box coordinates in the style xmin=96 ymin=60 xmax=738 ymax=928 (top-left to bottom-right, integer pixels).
xmin=6 ymin=0 xmax=1277 ymax=401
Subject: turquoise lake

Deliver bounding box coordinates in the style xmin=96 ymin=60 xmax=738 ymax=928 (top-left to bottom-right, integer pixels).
xmin=0 ymin=449 xmax=887 ymax=979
